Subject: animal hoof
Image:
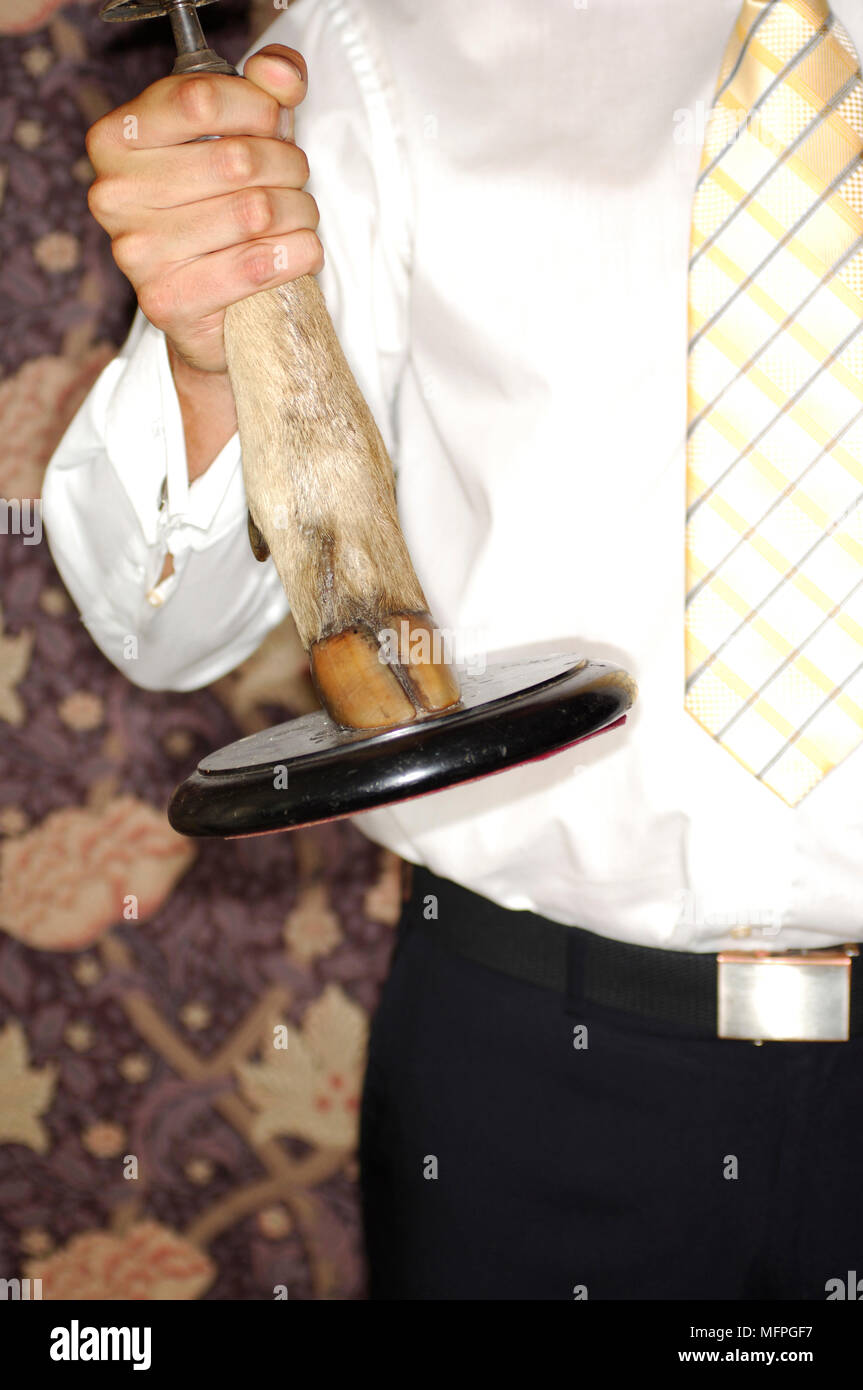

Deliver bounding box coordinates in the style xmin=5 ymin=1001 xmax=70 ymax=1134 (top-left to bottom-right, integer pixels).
xmin=309 ymin=612 xmax=460 ymax=730
xmin=381 ymin=611 xmax=461 ymax=714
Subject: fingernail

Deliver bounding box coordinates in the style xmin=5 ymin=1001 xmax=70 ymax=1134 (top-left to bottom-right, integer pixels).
xmin=277 ymin=107 xmax=295 ymax=142
xmin=267 ymin=52 xmax=305 ymax=83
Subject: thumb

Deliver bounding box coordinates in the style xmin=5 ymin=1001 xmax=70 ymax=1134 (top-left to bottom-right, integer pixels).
xmin=242 ymin=44 xmax=308 ymax=140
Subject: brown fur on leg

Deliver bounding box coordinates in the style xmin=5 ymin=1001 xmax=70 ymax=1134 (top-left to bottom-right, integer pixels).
xmin=224 ymin=275 xmax=459 ymax=728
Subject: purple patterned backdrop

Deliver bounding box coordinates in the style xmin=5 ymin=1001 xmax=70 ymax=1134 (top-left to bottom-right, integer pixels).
xmin=0 ymin=0 xmax=397 ymax=1300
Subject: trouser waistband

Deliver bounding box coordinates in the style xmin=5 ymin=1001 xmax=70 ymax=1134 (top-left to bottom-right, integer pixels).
xmin=406 ymin=867 xmax=863 ymax=1041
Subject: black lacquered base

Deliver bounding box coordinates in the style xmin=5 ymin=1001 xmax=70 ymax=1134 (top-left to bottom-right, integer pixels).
xmin=167 ymin=652 xmax=636 ymax=838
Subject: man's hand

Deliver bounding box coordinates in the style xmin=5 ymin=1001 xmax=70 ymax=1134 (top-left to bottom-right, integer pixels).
xmin=85 ymin=45 xmax=322 ymax=376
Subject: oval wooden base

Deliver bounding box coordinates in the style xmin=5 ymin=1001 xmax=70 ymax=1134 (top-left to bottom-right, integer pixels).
xmin=167 ymin=653 xmax=636 ymax=838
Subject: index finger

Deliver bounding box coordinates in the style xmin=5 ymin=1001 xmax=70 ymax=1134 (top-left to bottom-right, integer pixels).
xmin=90 ymin=64 xmax=298 ymax=157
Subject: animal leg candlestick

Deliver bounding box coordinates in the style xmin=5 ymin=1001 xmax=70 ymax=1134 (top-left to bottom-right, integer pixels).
xmin=225 ymin=278 xmax=460 ymax=729
xmin=102 ymin=0 xmax=459 ymax=731
xmin=100 ymin=0 xmax=637 ymax=836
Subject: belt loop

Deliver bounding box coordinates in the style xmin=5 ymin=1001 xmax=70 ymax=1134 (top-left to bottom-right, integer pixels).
xmin=564 ymin=931 xmax=588 ymax=1017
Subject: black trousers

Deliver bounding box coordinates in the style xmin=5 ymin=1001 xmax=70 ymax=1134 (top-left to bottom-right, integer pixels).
xmin=359 ymin=868 xmax=863 ymax=1301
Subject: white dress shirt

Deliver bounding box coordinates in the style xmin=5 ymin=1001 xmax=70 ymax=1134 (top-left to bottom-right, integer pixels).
xmin=43 ymin=0 xmax=863 ymax=951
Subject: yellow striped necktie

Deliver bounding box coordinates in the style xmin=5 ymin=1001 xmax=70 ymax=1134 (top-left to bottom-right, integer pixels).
xmin=685 ymin=0 xmax=863 ymax=806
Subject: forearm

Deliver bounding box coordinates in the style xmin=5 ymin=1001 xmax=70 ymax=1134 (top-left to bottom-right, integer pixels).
xmin=167 ymin=344 xmax=238 ymax=481
xmin=43 ymin=312 xmax=288 ymax=691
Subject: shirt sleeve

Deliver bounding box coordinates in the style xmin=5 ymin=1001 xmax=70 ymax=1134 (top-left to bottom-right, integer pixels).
xmin=42 ymin=0 xmax=412 ymax=692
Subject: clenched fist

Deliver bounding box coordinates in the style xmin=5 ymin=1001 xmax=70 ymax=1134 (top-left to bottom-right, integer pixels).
xmin=85 ymin=44 xmax=322 ymax=375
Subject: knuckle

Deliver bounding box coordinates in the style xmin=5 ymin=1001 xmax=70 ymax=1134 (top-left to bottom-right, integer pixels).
xmin=111 ymin=230 xmax=146 ymax=274
xmin=84 ymin=119 xmax=104 ymax=162
xmin=174 ymin=73 xmax=222 ymax=128
xmin=214 ymin=136 xmax=255 ymax=186
xmin=138 ymin=278 xmax=175 ymax=326
xmin=241 ymin=242 xmax=277 ymax=285
xmin=303 ymin=193 xmax=320 ymax=229
xmin=235 ymin=186 xmax=272 ymax=237
xmin=85 ymin=112 xmax=121 ymax=165
xmin=293 ymin=143 xmax=311 ymax=183
xmin=275 ymin=229 xmax=323 ymax=277
xmin=86 ymin=176 xmax=113 ymax=221
xmin=304 ymin=230 xmax=325 ymax=273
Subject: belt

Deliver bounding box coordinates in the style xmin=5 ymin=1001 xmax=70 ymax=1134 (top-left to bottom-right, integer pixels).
xmin=408 ymin=868 xmax=863 ymax=1042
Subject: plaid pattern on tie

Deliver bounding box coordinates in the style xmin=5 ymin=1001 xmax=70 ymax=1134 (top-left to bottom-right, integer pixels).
xmin=685 ymin=0 xmax=863 ymax=806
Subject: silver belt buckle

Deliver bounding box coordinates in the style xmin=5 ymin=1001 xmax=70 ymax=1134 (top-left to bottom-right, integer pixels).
xmin=717 ymin=946 xmax=858 ymax=1042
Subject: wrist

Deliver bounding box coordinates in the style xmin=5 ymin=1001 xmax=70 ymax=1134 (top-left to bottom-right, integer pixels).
xmin=167 ymin=339 xmax=231 ymax=390
xmin=167 ymin=340 xmax=238 ymax=481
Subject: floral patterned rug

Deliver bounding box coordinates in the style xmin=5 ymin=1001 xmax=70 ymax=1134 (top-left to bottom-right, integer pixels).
xmin=0 ymin=0 xmax=397 ymax=1300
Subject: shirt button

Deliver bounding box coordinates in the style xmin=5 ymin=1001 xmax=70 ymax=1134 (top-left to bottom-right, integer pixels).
xmin=730 ymin=925 xmax=752 ymax=939
xmin=145 ymin=589 xmax=164 ymax=607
